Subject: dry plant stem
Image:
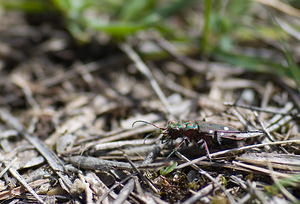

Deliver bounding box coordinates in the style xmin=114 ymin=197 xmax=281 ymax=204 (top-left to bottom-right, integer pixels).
xmin=0 ymin=179 xmax=49 ymax=201
xmin=267 ymin=160 xmax=298 ymax=202
xmin=231 ymin=108 xmax=250 ymax=129
xmin=125 ymin=155 xmax=159 ymax=194
xmin=98 ymin=122 xmax=164 ymax=144
xmin=189 ymin=160 xmax=252 ymax=173
xmin=107 ymin=144 xmax=158 ymax=157
xmin=238 ymin=194 xmax=252 ymax=204
xmin=261 ymin=82 xmax=273 ymax=108
xmin=253 ymin=0 xmax=300 ymax=18
xmin=176 ymin=140 xmax=300 ymax=169
xmin=123 ymin=154 xmax=147 ymax=184
xmin=175 ymin=152 xmax=237 ymax=204
xmin=182 ymin=183 xmax=215 ymax=204
xmin=11 ymin=73 xmax=39 ymax=109
xmin=266 ymin=102 xmax=294 ymax=126
xmin=130 ymin=192 xmax=159 ymax=204
xmin=254 ymin=111 xmax=275 ymax=142
xmin=151 ymin=196 xmax=169 ymax=204
xmin=131 ymin=180 xmax=160 ymax=204
xmin=78 ymin=174 xmax=93 ymax=204
xmin=272 ymin=76 xmax=300 ymax=112
xmin=113 ymin=179 xmax=135 ymax=204
xmin=230 ymin=175 xmax=252 ymax=204
xmin=247 ymin=181 xmax=268 ymax=204
xmin=232 ymin=161 xmax=290 ymax=178
xmin=124 ymin=145 xmax=163 ymax=193
xmin=254 ymin=111 xmax=289 ymax=154
xmin=276 ymin=18 xmax=300 ymax=40
xmin=224 ymin=102 xmax=300 ymax=118
xmin=86 ymin=121 xmax=164 ymax=143
xmin=8 ymin=165 xmax=45 ymax=204
xmin=76 ymin=128 xmax=126 ymax=144
xmin=65 ymin=156 xmax=169 ymax=171
xmin=0 ymin=158 xmax=17 ymax=178
xmin=153 ymin=68 xmax=199 ymax=98
xmin=41 ymin=56 xmax=125 ymax=87
xmin=236 ymin=153 xmax=300 ymax=171
xmin=94 ymin=138 xmax=157 ymax=151
xmin=142 ymin=143 xmax=165 ymax=165
xmin=97 ymin=176 xmax=133 ymax=204
xmin=23 ymin=168 xmax=51 ymax=183
xmin=65 ymin=123 xmax=163 ymax=155
xmin=119 ymin=42 xmax=174 ymax=117
xmin=133 ymin=176 xmax=144 ymax=198
xmin=0 ymin=110 xmax=73 ymax=190
xmin=267 ymin=114 xmax=293 ymax=132
xmin=92 ymin=173 xmax=123 ymax=204
xmin=283 ymin=128 xmax=293 ymax=141
xmin=138 ymin=141 xmax=165 ymax=195
xmin=230 ymin=175 xmax=248 ymax=190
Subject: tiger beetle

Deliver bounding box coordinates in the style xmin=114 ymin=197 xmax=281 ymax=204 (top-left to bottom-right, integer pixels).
xmin=132 ymin=120 xmax=263 ymax=160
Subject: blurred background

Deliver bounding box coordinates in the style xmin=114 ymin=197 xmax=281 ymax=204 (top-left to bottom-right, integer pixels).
xmin=0 ymin=0 xmax=299 ymax=203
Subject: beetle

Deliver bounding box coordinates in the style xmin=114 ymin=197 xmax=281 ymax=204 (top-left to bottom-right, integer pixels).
xmin=133 ymin=120 xmax=263 ymax=159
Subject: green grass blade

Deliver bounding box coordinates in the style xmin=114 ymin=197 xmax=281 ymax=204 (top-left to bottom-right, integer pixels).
xmin=202 ymin=0 xmax=211 ymax=53
xmin=281 ymin=43 xmax=300 ymax=90
xmin=160 ymin=162 xmax=178 ymax=176
xmin=266 ymin=173 xmax=300 ymax=194
xmin=120 ymin=0 xmax=155 ymax=21
xmin=0 ymin=0 xmax=51 ymax=13
xmin=214 ymin=48 xmax=292 ymax=78
xmin=86 ymin=20 xmax=149 ymax=37
xmin=143 ymin=0 xmax=195 ymax=23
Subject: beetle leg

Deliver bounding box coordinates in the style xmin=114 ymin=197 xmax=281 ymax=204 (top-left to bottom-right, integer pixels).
xmin=184 ymin=136 xmax=191 ymax=145
xmin=213 ymin=131 xmax=223 ymax=145
xmin=195 ymin=121 xmax=200 ymax=130
xmin=203 ymin=140 xmax=212 ymax=161
xmin=166 ymin=137 xmax=186 ymax=159
xmin=143 ymin=132 xmax=154 ymax=144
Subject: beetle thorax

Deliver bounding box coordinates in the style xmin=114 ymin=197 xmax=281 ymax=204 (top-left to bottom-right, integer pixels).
xmin=164 ymin=121 xmax=200 ymax=140
xmin=166 ymin=127 xmax=185 ymax=139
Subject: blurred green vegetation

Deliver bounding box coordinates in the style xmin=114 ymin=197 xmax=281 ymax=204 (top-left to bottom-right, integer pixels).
xmin=0 ymin=0 xmax=299 ymax=88
xmin=265 ymin=173 xmax=300 ymax=197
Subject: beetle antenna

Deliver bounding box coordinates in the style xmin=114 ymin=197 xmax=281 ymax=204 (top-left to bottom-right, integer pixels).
xmin=132 ymin=120 xmax=166 ymax=130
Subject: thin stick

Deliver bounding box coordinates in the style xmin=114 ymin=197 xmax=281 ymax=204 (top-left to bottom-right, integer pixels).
xmin=253 ymin=0 xmax=300 ymax=18
xmin=8 ymin=165 xmax=45 ymax=204
xmin=123 ymin=153 xmax=158 ymax=194
xmin=267 ymin=158 xmax=298 ymax=202
xmin=254 ymin=111 xmax=289 ymax=154
xmin=265 ymin=102 xmax=293 ymax=128
xmin=119 ymin=43 xmax=174 ymax=117
xmin=0 ymin=110 xmax=73 ymax=190
xmin=254 ymin=111 xmax=275 ymax=142
xmin=182 ymin=183 xmax=214 ymax=204
xmin=113 ymin=179 xmax=135 ymax=204
xmin=224 ymin=102 xmax=300 ymax=118
xmin=176 ymin=152 xmax=237 ymax=204
xmin=97 ymin=176 xmax=133 ymax=204
xmin=232 ymin=161 xmax=290 ymax=178
xmin=176 ymin=140 xmax=300 ymax=169
xmin=0 ymin=158 xmax=17 ymax=178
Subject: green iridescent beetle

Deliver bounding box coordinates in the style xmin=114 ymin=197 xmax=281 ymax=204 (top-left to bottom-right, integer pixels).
xmin=133 ymin=120 xmax=262 ymax=158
